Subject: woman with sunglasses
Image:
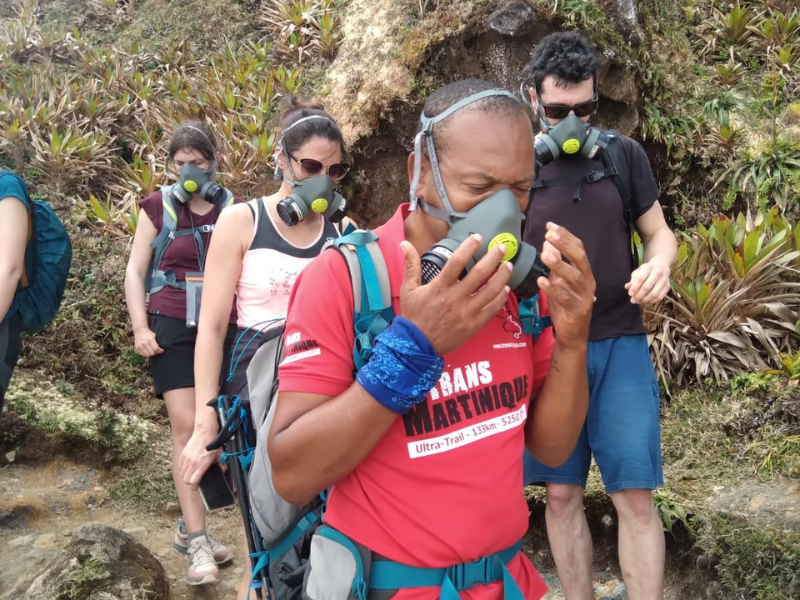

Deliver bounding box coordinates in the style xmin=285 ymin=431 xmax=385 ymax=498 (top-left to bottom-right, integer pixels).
xmin=179 ymin=96 xmax=352 ymax=600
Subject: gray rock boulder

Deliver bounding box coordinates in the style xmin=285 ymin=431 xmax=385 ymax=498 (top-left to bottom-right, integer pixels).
xmin=6 ymin=523 xmax=168 ymax=600
xmin=612 ymin=0 xmax=638 ymax=30
xmin=488 ymin=1 xmax=537 ymax=38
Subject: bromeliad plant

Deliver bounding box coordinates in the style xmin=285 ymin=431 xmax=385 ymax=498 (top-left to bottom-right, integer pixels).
xmin=0 ymin=0 xmax=349 ymax=210
xmin=259 ymin=0 xmax=347 ymax=65
xmin=715 ymin=139 xmax=800 ymax=213
xmin=644 ymin=209 xmax=800 ymax=386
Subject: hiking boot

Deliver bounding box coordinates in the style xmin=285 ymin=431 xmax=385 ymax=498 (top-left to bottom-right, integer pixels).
xmin=173 ymin=518 xmax=233 ymax=564
xmin=186 ymin=535 xmax=219 ymax=586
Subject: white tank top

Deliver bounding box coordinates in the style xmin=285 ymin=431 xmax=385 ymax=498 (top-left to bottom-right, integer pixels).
xmin=235 ymin=197 xmax=340 ymax=329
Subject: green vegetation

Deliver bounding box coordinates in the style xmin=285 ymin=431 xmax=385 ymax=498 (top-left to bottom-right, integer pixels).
xmin=0 ymin=0 xmax=347 ymax=405
xmin=56 ymin=557 xmax=109 ymax=600
xmin=108 ymin=457 xmax=176 ymax=509
xmin=698 ymin=514 xmax=800 ymax=600
xmin=637 ymin=0 xmax=800 ymax=220
xmin=642 ymin=208 xmax=800 ymax=386
xmin=5 ymin=372 xmax=157 ymax=460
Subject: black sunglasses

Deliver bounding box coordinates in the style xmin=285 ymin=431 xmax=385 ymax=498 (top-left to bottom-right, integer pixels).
xmin=291 ymin=155 xmax=351 ymax=181
xmin=535 ymin=89 xmax=599 ymax=120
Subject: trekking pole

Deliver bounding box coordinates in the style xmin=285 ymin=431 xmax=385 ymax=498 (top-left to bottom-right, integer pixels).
xmin=206 ymin=395 xmax=272 ymax=594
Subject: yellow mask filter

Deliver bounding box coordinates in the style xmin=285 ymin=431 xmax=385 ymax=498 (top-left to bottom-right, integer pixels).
xmin=488 ymin=232 xmax=519 ymax=262
xmin=311 ymin=198 xmax=329 ymax=213
xmin=562 ymin=138 xmax=581 ymax=154
xmin=184 ymin=180 xmax=198 ymax=192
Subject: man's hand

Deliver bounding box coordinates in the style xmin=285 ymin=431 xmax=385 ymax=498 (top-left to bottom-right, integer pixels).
xmin=536 ymin=223 xmax=595 ymax=349
xmin=400 ymin=234 xmax=512 ymax=356
xmin=625 ymin=258 xmax=670 ymax=305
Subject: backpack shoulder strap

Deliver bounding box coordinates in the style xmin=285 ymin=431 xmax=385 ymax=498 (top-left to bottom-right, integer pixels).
xmin=601 ymin=132 xmax=633 ymax=227
xmin=147 ymin=186 xmax=183 ymax=294
xmin=332 ymin=229 xmax=395 ymax=374
xmin=601 ymin=133 xmax=639 ymax=268
xmin=220 ymin=188 xmax=235 ymax=209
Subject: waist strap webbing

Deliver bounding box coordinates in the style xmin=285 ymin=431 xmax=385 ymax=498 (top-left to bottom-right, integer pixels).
xmin=370 ymin=540 xmax=524 ymax=599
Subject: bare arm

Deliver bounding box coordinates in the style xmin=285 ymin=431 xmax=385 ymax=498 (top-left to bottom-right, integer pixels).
xmin=638 ymin=201 xmax=677 ymax=266
xmin=0 ymin=197 xmax=29 ymax=321
xmin=193 ymin=205 xmax=251 ymax=433
xmin=526 ymin=342 xmax=588 ymax=466
xmin=123 ymin=209 xmax=162 ymax=357
xmin=269 ymin=387 xmax=397 ymax=505
xmin=525 ymin=224 xmax=595 ymax=466
xmin=626 ymin=201 xmax=677 ymax=305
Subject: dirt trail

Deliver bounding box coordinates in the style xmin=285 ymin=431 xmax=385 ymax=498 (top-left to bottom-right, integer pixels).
xmin=0 ymin=455 xmax=247 ymax=599
xmin=1 ymin=455 xmax=709 ymax=600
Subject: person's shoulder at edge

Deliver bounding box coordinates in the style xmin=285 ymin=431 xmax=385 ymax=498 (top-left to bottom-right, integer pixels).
xmin=0 ymin=173 xmax=29 ymax=206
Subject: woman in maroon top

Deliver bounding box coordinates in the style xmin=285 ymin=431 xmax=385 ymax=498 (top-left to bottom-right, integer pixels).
xmin=124 ymin=121 xmax=239 ymax=586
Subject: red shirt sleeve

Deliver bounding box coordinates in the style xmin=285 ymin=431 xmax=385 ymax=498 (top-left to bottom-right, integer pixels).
xmin=529 ymin=292 xmax=554 ymax=395
xmin=140 ymin=191 xmax=163 ymax=230
xmin=278 ymin=249 xmax=357 ymax=398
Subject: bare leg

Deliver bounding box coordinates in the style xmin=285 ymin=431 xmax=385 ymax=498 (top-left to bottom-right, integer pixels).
xmin=164 ymin=387 xmax=206 ymax=534
xmin=544 ymin=483 xmax=594 ymax=600
xmin=610 ymin=488 xmax=665 ymax=600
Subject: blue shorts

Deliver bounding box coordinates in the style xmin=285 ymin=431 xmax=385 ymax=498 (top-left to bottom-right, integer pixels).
xmin=524 ymin=334 xmax=663 ymax=493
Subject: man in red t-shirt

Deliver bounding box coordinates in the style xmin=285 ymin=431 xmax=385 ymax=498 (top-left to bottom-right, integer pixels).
xmin=269 ymin=80 xmax=596 ymax=599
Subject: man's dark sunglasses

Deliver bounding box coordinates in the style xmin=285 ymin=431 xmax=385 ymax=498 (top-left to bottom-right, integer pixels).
xmin=291 ymin=155 xmax=351 ymax=181
xmin=538 ymin=94 xmax=599 ymax=120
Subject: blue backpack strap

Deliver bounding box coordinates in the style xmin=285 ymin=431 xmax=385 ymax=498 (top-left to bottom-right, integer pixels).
xmin=518 ymin=294 xmax=552 ymax=341
xmin=221 ymin=188 xmax=235 ymax=209
xmin=370 ymin=539 xmax=525 ymax=598
xmin=332 ymin=230 xmax=395 ymax=373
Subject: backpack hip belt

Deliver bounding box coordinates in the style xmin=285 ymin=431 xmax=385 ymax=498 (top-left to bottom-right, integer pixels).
xmin=370 ymin=539 xmax=524 ymax=597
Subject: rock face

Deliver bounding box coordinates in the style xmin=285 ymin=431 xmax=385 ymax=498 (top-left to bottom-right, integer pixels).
xmin=706 ymin=480 xmax=800 ymax=531
xmin=612 ymin=0 xmax=639 ymax=30
xmin=325 ymin=1 xmax=648 ymax=226
xmin=488 ymin=1 xmax=538 ymax=38
xmin=5 ymin=523 xmax=168 ymax=600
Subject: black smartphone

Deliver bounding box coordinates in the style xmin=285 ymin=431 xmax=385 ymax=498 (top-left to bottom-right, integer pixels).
xmin=198 ymin=463 xmax=235 ymax=511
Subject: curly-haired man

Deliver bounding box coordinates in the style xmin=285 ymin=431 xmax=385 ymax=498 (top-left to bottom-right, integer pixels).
xmin=521 ymin=32 xmax=677 ymax=600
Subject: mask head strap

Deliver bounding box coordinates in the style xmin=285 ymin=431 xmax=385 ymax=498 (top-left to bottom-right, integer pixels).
xmin=277 ymin=115 xmax=333 ymax=184
xmin=410 ymin=88 xmax=519 ymax=223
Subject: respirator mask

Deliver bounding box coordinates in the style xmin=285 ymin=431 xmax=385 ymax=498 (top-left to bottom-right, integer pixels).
xmin=173 ymin=162 xmax=227 ymax=205
xmin=519 ymin=79 xmax=610 ymax=166
xmin=409 ymin=88 xmax=549 ymax=299
xmin=534 ymin=114 xmax=610 ymax=165
xmin=275 ymin=115 xmax=348 ymax=226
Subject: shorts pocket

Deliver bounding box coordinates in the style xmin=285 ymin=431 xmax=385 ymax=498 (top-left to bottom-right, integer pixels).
xmin=148 ymin=314 xmax=162 ymax=345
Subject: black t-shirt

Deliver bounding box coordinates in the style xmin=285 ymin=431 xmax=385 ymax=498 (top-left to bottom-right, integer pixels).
xmin=523 ymin=133 xmax=659 ymax=341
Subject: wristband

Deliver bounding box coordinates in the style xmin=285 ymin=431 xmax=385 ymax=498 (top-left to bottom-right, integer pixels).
xmin=356 ymin=317 xmax=444 ymax=415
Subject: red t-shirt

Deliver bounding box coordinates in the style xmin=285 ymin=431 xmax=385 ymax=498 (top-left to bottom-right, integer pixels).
xmin=279 ymin=204 xmax=555 ymax=600
xmin=141 ymin=189 xmax=240 ymax=323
